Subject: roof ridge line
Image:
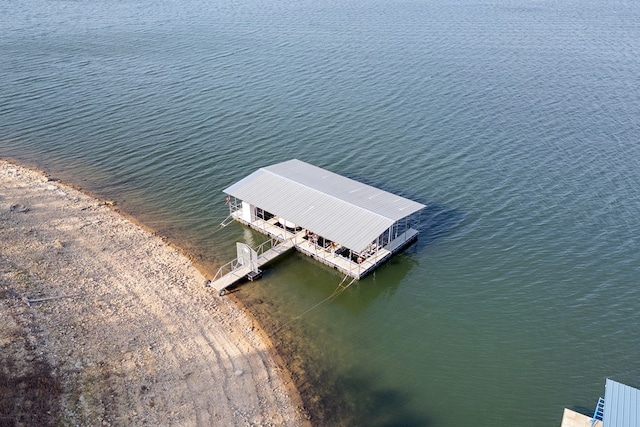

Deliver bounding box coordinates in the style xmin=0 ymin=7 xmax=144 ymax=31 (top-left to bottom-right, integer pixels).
xmin=261 ymin=165 xmax=395 ymax=223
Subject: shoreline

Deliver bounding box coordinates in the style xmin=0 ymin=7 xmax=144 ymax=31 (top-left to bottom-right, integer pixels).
xmin=0 ymin=158 xmax=309 ymax=426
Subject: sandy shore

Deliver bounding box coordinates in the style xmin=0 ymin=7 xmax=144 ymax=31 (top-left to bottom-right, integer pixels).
xmin=0 ymin=159 xmax=309 ymax=426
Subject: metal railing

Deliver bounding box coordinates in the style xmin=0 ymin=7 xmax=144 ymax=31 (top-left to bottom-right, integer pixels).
xmin=254 ymin=234 xmax=285 ymax=256
xmin=211 ymin=235 xmax=286 ymax=283
xmin=211 ymin=258 xmax=242 ymax=283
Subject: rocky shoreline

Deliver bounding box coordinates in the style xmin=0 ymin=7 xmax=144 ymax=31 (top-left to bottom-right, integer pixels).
xmin=0 ymin=159 xmax=309 ymax=426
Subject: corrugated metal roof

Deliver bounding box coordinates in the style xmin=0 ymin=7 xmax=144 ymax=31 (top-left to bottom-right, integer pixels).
xmin=604 ymin=378 xmax=640 ymax=427
xmin=223 ymin=159 xmax=425 ymax=253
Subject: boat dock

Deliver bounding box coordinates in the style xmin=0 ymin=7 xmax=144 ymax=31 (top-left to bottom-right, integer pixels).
xmin=208 ymin=159 xmax=425 ymax=295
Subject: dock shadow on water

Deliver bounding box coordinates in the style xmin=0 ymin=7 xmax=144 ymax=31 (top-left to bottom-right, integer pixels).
xmin=239 ymin=292 xmax=431 ymax=426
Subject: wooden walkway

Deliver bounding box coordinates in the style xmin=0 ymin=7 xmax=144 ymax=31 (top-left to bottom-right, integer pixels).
xmin=560 ymin=408 xmax=600 ymax=427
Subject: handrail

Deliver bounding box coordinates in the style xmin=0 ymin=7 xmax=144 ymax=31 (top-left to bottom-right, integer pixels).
xmin=255 ymin=234 xmax=286 ymax=256
xmin=213 ymin=236 xmax=286 ymax=282
xmin=212 ymin=258 xmax=240 ymax=282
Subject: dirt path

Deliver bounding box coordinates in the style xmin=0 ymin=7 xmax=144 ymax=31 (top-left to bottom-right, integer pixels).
xmin=0 ymin=159 xmax=309 ymax=426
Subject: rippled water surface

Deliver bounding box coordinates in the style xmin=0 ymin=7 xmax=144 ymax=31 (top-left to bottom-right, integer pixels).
xmin=2 ymin=0 xmax=640 ymax=425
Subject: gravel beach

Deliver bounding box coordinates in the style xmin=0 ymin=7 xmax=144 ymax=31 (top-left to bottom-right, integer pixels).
xmin=0 ymin=159 xmax=309 ymax=426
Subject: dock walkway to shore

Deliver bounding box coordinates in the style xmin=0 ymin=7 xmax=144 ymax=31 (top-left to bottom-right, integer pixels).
xmin=208 ymin=230 xmax=299 ymax=294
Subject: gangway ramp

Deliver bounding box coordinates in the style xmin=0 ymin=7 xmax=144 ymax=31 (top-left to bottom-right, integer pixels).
xmin=209 ymin=238 xmax=296 ymax=295
xmin=209 ymin=265 xmax=252 ymax=295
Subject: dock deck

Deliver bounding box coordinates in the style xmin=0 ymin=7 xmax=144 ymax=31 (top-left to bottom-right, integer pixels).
xmin=209 ymin=265 xmax=252 ymax=292
xmin=560 ymin=409 xmax=601 ymax=427
xmin=209 ymin=202 xmax=420 ymax=294
xmin=230 ymin=211 xmax=418 ymax=280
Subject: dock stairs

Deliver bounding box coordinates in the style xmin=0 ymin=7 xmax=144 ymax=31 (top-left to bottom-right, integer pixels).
xmin=208 ymin=237 xmax=295 ymax=296
xmin=591 ymin=396 xmax=605 ymax=426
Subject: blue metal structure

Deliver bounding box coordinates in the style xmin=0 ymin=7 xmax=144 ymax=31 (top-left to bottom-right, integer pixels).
xmin=592 ymin=379 xmax=640 ymax=427
xmin=592 ymin=396 xmax=605 ymax=426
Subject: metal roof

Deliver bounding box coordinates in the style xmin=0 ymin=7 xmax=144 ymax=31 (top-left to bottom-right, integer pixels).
xmin=223 ymin=159 xmax=425 ymax=253
xmin=604 ymin=378 xmax=640 ymax=427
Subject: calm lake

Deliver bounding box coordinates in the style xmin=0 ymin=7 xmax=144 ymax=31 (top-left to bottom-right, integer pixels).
xmin=2 ymin=0 xmax=640 ymax=425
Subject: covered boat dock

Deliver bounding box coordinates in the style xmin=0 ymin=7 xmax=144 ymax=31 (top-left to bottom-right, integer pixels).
xmin=209 ymin=159 xmax=425 ymax=293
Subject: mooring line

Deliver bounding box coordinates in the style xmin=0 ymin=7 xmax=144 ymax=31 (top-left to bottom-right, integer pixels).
xmin=273 ymin=274 xmax=357 ymax=334
xmin=142 ymin=215 xmax=233 ymax=236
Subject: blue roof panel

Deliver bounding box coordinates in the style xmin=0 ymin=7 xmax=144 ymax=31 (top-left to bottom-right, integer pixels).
xmin=604 ymin=378 xmax=640 ymax=427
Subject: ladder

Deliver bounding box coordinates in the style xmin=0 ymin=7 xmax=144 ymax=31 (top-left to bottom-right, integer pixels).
xmin=591 ymin=396 xmax=605 ymax=426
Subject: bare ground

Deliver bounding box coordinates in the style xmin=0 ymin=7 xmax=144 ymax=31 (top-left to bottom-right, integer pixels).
xmin=0 ymin=159 xmax=309 ymax=427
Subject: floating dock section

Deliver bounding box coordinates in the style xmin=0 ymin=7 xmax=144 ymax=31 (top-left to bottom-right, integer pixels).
xmin=209 ymin=159 xmax=425 ymax=294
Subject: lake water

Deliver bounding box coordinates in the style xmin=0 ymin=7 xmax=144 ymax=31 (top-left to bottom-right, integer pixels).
xmin=2 ymin=0 xmax=640 ymax=425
